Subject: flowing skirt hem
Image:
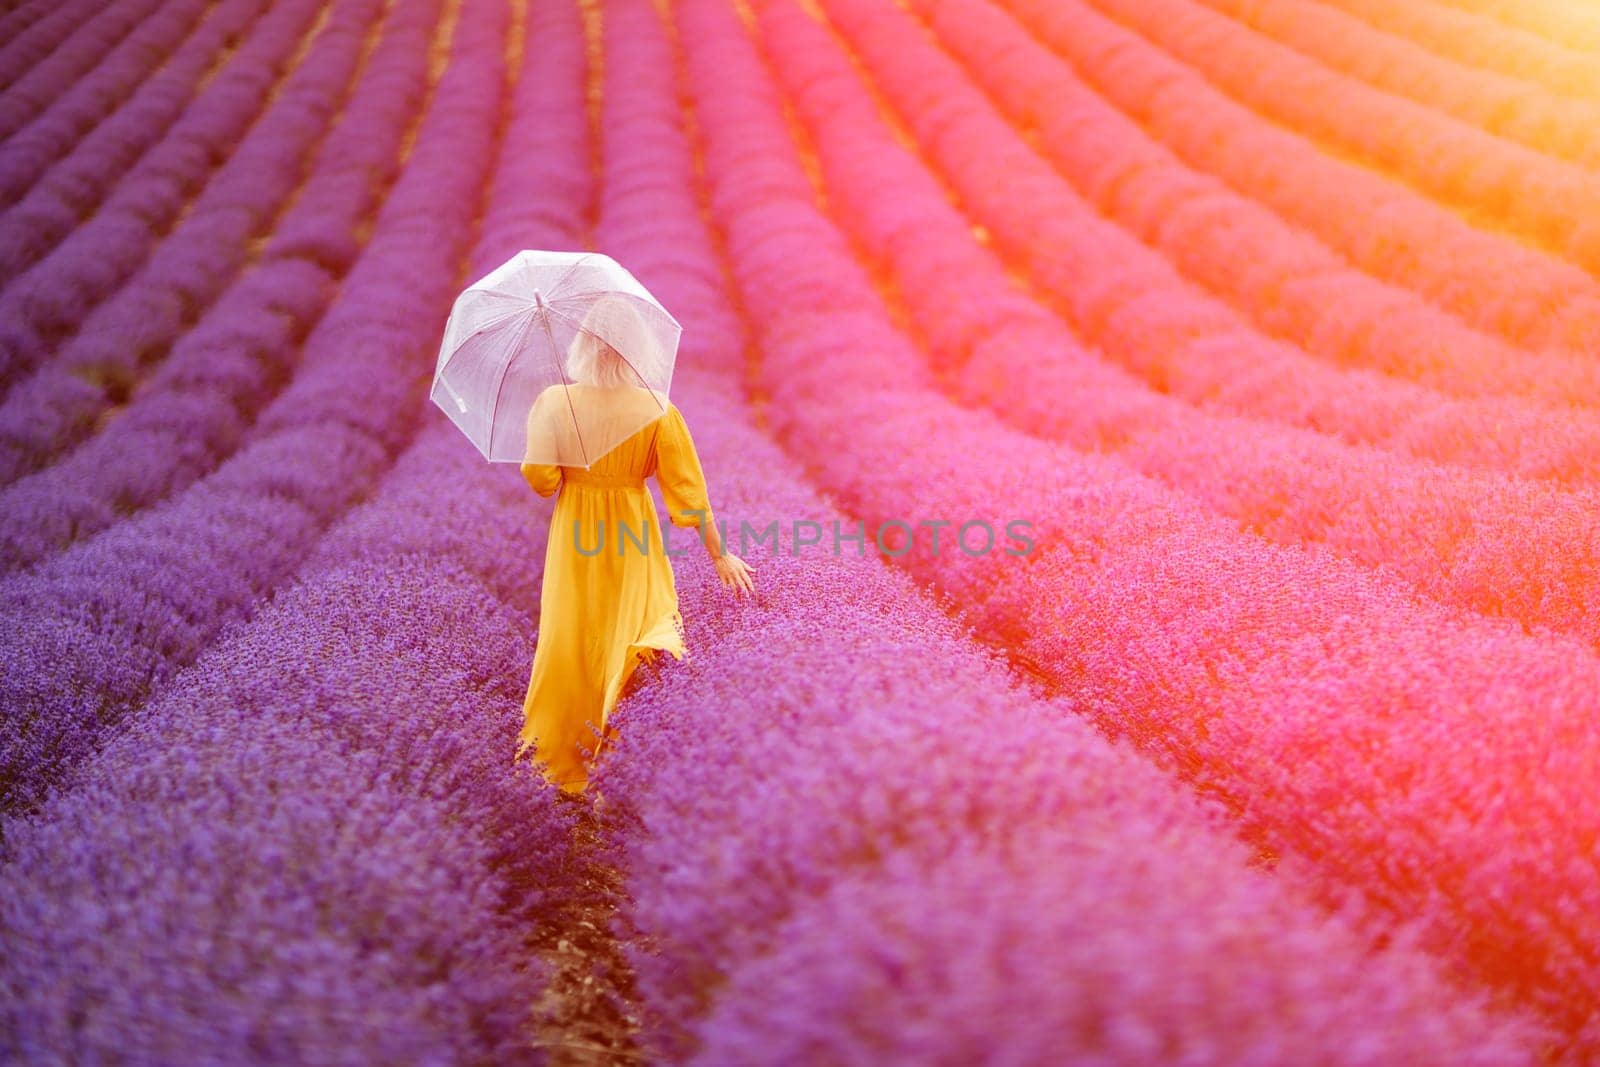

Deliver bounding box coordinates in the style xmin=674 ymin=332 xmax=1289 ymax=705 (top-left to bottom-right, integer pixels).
xmin=592 ymin=609 xmax=687 ymax=765
xmin=513 ymin=610 xmax=686 ymax=795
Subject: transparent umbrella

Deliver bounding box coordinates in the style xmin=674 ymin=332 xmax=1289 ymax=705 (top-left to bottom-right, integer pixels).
xmin=431 ymin=249 xmax=681 ymax=468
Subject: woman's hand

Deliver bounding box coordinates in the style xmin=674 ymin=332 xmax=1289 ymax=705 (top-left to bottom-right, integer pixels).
xmin=713 ymin=551 xmax=756 ymax=598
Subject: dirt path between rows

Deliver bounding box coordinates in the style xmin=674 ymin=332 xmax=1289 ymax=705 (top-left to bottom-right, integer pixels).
xmin=529 ymin=796 xmax=647 ymax=1065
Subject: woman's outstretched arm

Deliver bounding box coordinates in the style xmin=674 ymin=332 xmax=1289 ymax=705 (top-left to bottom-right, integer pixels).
xmin=658 ymin=404 xmax=755 ymax=597
xmin=704 ymin=517 xmax=756 ymax=598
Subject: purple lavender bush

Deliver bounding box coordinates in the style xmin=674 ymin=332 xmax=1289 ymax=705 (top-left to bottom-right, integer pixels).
xmin=0 ymin=0 xmax=440 ymax=562
xmin=0 ymin=0 xmax=506 ymax=819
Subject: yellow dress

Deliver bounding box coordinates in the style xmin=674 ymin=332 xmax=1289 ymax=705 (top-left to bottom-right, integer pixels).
xmin=516 ymin=394 xmax=714 ymax=795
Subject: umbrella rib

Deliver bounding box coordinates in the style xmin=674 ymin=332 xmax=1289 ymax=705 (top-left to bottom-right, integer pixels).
xmin=545 ymin=254 xmax=590 ymax=302
xmin=541 ymin=310 xmax=589 ymax=467
xmin=547 ymin=285 xmax=684 ymax=331
xmin=475 ymin=285 xmax=538 ymax=304
xmin=487 ymin=309 xmax=538 ymax=461
xmin=444 ymin=253 xmax=686 ymax=465
xmin=436 ymin=307 xmax=534 ymax=379
xmin=545 ymin=306 xmax=667 ymax=414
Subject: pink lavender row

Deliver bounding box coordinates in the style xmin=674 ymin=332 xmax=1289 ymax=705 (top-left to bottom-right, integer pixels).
xmin=811 ymin=0 xmax=1600 ymax=488
xmin=0 ymin=0 xmax=235 ymax=211
xmin=751 ymin=0 xmax=1600 ymax=653
xmin=0 ymin=0 xmax=192 ymax=158
xmin=2 ymin=5 xmax=595 ymax=1054
xmin=0 ymin=0 xmax=107 ymax=100
xmin=603 ymin=586 xmax=1537 ymax=1064
xmin=1318 ymin=0 xmax=1600 ymax=99
xmin=1078 ymin=0 xmax=1600 ymax=273
xmin=0 ymin=0 xmax=440 ymax=569
xmin=1197 ymin=0 xmax=1600 ymax=166
xmin=999 ymin=0 xmax=1600 ymax=355
xmin=580 ymin=2 xmax=1538 ymax=1058
xmin=891 ymin=0 xmax=1600 ymax=410
xmin=0 ymin=0 xmax=59 ymax=49
xmin=0 ymin=0 xmax=327 ymax=381
xmin=600 ymin=403 xmax=1536 ymax=1064
xmin=0 ymin=0 xmax=506 ymax=820
xmin=677 ymin=0 xmax=1600 ymax=1053
xmin=0 ymin=0 xmax=384 ymax=488
xmin=0 ymin=0 xmax=173 ymax=139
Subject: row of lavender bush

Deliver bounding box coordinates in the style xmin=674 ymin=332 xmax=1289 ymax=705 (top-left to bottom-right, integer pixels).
xmin=0 ymin=0 xmax=209 ymax=191
xmin=565 ymin=0 xmax=1542 ymax=1060
xmin=0 ymin=0 xmax=326 ymax=382
xmin=0 ymin=0 xmax=269 ymax=253
xmin=3 ymin=4 xmax=597 ymax=1058
xmin=0 ymin=0 xmax=60 ymax=53
xmin=807 ymin=0 xmax=1600 ymax=487
xmin=0 ymin=556 xmax=573 ymax=1064
xmin=0 ymin=0 xmax=147 ymax=133
xmin=0 ymin=0 xmax=503 ymax=820
xmin=0 ymin=0 xmax=441 ymax=569
xmin=749 ymin=0 xmax=1600 ymax=653
xmin=672 ymin=0 xmax=1600 ymax=1053
xmin=0 ymin=0 xmax=384 ymax=488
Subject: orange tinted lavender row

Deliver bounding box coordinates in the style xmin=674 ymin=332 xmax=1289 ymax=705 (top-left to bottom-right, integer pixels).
xmin=1072 ymin=0 xmax=1600 ymax=270
xmin=585 ymin=0 xmax=1542 ymax=1060
xmin=1312 ymin=0 xmax=1600 ymax=100
xmin=750 ymin=0 xmax=1600 ymax=653
xmin=1437 ymin=0 xmax=1600 ymax=54
xmin=895 ymin=0 xmax=1600 ymax=409
xmin=808 ymin=0 xmax=1600 ymax=487
xmin=1000 ymin=0 xmax=1600 ymax=354
xmin=800 ymin=0 xmax=1600 ymax=492
xmin=1191 ymin=0 xmax=1600 ymax=165
xmin=685 ymin=0 xmax=1600 ymax=1054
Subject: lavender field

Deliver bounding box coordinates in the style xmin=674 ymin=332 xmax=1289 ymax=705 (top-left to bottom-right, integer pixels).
xmin=3 ymin=0 xmax=1599 ymax=1062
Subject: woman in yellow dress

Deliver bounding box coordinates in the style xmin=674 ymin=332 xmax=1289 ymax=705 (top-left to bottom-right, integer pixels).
xmin=515 ymin=314 xmax=755 ymax=796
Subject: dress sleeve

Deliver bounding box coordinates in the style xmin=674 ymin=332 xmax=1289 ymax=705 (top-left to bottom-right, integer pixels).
xmin=655 ymin=403 xmax=713 ymax=528
xmin=521 ymin=386 xmax=563 ymax=497
xmin=521 ymin=460 xmax=561 ymax=497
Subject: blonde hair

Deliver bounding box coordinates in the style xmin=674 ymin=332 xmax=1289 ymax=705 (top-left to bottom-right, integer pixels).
xmin=566 ymin=293 xmax=660 ymax=389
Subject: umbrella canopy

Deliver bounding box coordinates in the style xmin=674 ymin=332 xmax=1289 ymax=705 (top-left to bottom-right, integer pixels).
xmin=431 ymin=249 xmax=681 ymax=467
